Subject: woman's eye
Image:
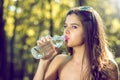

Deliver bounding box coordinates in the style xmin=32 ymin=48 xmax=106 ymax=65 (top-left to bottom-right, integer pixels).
xmin=72 ymin=25 xmax=77 ymax=29
xmin=64 ymin=25 xmax=67 ymax=28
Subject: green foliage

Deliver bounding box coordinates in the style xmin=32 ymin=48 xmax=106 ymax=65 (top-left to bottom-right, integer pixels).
xmin=3 ymin=0 xmax=120 ymax=79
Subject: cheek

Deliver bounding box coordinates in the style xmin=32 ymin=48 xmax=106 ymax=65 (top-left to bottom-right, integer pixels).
xmin=70 ymin=32 xmax=85 ymax=46
xmin=74 ymin=34 xmax=84 ymax=44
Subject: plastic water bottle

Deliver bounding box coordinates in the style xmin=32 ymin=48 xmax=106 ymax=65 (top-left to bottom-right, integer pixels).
xmin=31 ymin=35 xmax=64 ymax=59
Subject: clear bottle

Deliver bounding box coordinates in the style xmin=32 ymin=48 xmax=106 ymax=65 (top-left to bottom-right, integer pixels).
xmin=31 ymin=35 xmax=64 ymax=59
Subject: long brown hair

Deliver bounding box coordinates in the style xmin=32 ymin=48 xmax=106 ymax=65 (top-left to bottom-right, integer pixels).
xmin=66 ymin=6 xmax=115 ymax=79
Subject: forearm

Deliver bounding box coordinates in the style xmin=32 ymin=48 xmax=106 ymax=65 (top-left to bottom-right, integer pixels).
xmin=33 ymin=60 xmax=50 ymax=80
xmin=33 ymin=37 xmax=58 ymax=80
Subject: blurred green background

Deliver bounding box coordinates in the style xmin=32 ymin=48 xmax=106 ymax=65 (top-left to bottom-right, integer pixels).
xmin=0 ymin=0 xmax=120 ymax=80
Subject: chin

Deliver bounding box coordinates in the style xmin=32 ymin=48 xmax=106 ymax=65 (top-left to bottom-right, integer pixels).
xmin=65 ymin=43 xmax=74 ymax=47
xmin=66 ymin=43 xmax=84 ymax=47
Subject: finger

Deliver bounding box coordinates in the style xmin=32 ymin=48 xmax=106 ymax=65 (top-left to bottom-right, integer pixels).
xmin=42 ymin=49 xmax=54 ymax=59
xmin=37 ymin=40 xmax=43 ymax=46
xmin=40 ymin=37 xmax=46 ymax=42
xmin=45 ymin=35 xmax=51 ymax=41
xmin=54 ymin=47 xmax=59 ymax=52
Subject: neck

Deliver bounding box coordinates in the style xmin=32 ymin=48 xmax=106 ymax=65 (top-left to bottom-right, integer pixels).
xmin=71 ymin=44 xmax=86 ymax=64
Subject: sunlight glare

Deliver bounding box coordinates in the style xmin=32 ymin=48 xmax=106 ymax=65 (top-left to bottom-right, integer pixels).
xmin=55 ymin=0 xmax=61 ymax=3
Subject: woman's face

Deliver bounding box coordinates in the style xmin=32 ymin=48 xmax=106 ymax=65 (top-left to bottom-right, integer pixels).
xmin=64 ymin=13 xmax=85 ymax=47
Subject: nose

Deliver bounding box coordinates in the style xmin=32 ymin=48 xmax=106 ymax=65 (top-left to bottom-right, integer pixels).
xmin=64 ymin=27 xmax=70 ymax=35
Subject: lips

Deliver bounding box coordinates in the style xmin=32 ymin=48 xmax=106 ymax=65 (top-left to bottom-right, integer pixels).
xmin=64 ymin=36 xmax=69 ymax=41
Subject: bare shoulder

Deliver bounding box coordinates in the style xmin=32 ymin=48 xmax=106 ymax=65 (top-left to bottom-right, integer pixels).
xmin=52 ymin=54 xmax=70 ymax=64
xmin=47 ymin=53 xmax=70 ymax=69
xmin=102 ymin=59 xmax=119 ymax=80
xmin=109 ymin=59 xmax=119 ymax=80
xmin=108 ymin=59 xmax=118 ymax=70
xmin=55 ymin=54 xmax=70 ymax=59
xmin=44 ymin=54 xmax=70 ymax=80
xmin=47 ymin=53 xmax=70 ymax=72
xmin=107 ymin=59 xmax=119 ymax=75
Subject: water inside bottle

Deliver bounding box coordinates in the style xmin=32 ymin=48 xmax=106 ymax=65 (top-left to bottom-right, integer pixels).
xmin=31 ymin=35 xmax=64 ymax=59
xmin=52 ymin=39 xmax=63 ymax=48
xmin=52 ymin=35 xmax=64 ymax=48
xmin=31 ymin=46 xmax=43 ymax=59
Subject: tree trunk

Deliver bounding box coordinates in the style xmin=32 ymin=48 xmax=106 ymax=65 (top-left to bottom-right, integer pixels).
xmin=0 ymin=0 xmax=7 ymax=80
xmin=48 ymin=0 xmax=54 ymax=37
xmin=19 ymin=35 xmax=28 ymax=80
xmin=9 ymin=0 xmax=19 ymax=79
xmin=77 ymin=0 xmax=86 ymax=6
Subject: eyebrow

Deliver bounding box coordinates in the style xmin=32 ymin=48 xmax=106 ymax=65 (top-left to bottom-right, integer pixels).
xmin=64 ymin=23 xmax=80 ymax=26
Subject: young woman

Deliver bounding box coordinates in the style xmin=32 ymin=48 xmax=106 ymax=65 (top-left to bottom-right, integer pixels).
xmin=33 ymin=6 xmax=119 ymax=80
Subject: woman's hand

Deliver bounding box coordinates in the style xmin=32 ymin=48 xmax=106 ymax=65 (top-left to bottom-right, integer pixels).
xmin=33 ymin=36 xmax=59 ymax=80
xmin=37 ymin=36 xmax=58 ymax=61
